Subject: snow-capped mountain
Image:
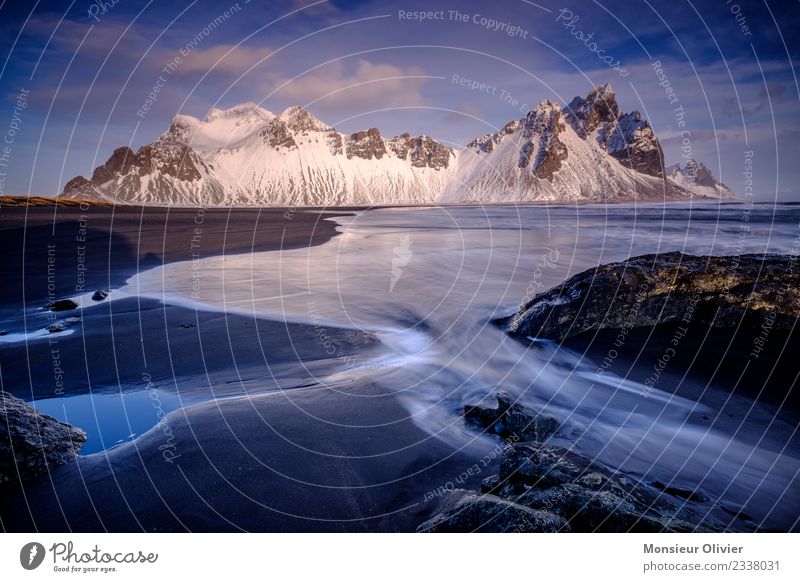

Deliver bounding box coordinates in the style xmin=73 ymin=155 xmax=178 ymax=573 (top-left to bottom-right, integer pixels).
xmin=62 ymin=84 xmax=735 ymax=205
xmin=667 ymin=159 xmax=736 ymax=199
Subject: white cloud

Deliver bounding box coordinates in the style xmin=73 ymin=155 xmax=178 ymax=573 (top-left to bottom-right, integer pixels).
xmin=262 ymin=59 xmax=429 ymax=112
xmin=173 ymin=44 xmax=273 ymax=75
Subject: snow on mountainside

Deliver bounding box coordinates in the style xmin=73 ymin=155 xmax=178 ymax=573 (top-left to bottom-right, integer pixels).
xmin=62 ymin=85 xmax=734 ymax=205
xmin=163 ymin=102 xmax=275 ymax=149
xmin=667 ymin=159 xmax=736 ymax=199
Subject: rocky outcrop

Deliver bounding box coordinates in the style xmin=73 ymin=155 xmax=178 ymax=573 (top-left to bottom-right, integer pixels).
xmin=90 ymin=146 xmax=136 ymax=184
xmin=133 ymin=142 xmax=205 ymax=181
xmin=325 ymin=129 xmax=344 ymax=155
xmin=60 ymin=176 xmax=105 ymax=201
xmin=504 ymin=252 xmax=799 ymax=342
xmin=564 ymin=83 xmax=620 ymax=137
xmin=281 ymin=106 xmax=330 ymax=133
xmin=566 ymin=84 xmax=664 ymax=177
xmin=497 ymin=443 xmax=719 ymax=531
xmin=62 ymin=139 xmax=212 ymax=202
xmin=346 ymin=128 xmax=387 ymax=160
xmin=419 ymin=389 xmax=721 ymax=532
xmin=47 ymin=299 xmax=78 ymax=312
xmin=419 ymin=442 xmax=722 ymax=533
xmin=417 ymin=489 xmax=568 ymax=532
xmin=517 ymin=101 xmax=568 ymax=180
xmin=388 ymin=134 xmax=454 ymax=169
xmin=464 ymin=392 xmax=558 ymax=442
xmin=601 ymin=111 xmax=664 ymax=177
xmin=467 ymin=120 xmax=518 ymax=154
xmin=1 ymin=392 xmax=86 ymax=490
xmin=259 ymin=118 xmax=297 ymax=149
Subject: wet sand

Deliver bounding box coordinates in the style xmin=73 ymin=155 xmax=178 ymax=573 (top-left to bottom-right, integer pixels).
xmin=2 ymin=205 xmax=797 ymax=532
xmin=565 ymin=322 xmax=800 ymax=414
xmin=1 ymin=378 xmax=479 ymax=532
xmin=0 ymin=205 xmax=483 ymax=532
xmin=0 ymin=205 xmax=350 ymax=307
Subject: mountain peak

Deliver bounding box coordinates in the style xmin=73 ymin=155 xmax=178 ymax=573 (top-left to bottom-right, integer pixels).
xmin=565 ymin=84 xmax=620 ymax=137
xmin=670 ymin=159 xmax=720 ymax=188
xmin=205 ymin=102 xmax=273 ymax=123
xmin=668 ymin=160 xmax=735 ymax=197
xmin=592 ymin=82 xmax=615 ymax=97
xmin=279 ymin=106 xmax=330 ymax=132
xmin=162 ymin=103 xmax=274 ymax=149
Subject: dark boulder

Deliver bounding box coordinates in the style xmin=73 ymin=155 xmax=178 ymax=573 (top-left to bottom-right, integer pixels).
xmin=0 ymin=391 xmax=86 ymax=490
xmin=47 ymin=299 xmax=78 ymax=312
xmin=464 ymin=392 xmax=558 ymax=442
xmin=480 ymin=475 xmax=501 ymax=494
xmin=504 ymin=252 xmax=800 ymax=341
xmin=495 ymin=442 xmax=720 ymax=532
xmin=91 ymin=290 xmax=109 ymax=301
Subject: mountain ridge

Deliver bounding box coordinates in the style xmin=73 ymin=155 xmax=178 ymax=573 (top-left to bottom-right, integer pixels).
xmin=62 ymin=84 xmax=736 ymax=205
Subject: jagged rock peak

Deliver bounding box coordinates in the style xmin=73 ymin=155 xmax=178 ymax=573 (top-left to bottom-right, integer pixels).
xmin=683 ymin=160 xmax=717 ymax=186
xmin=278 ymin=106 xmax=330 ymax=133
xmin=388 ymin=133 xmax=454 ymax=169
xmin=601 ymin=111 xmax=664 ymax=177
xmin=91 ymin=146 xmax=136 ymax=184
xmin=346 ymin=127 xmax=386 ymax=160
xmin=467 ymin=120 xmax=518 ymax=153
xmin=518 ymin=101 xmax=568 ymax=179
xmin=669 ymin=160 xmax=727 ymax=189
xmin=521 ymin=100 xmax=564 ymax=134
xmin=565 ymin=83 xmax=620 ymax=137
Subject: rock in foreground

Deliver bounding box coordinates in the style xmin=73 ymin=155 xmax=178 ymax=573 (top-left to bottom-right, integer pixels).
xmin=92 ymin=290 xmax=109 ymax=301
xmin=47 ymin=299 xmax=79 ymax=312
xmin=504 ymin=252 xmax=799 ymax=341
xmin=464 ymin=392 xmax=558 ymax=442
xmin=417 ymin=489 xmax=568 ymax=533
xmin=0 ymin=391 xmax=86 ymax=490
xmin=419 ymin=442 xmax=722 ymax=533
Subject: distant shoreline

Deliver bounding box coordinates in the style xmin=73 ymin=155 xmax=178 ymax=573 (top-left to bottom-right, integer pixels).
xmin=0 ymin=204 xmax=351 ymax=308
xmin=3 ymin=194 xmax=768 ymax=210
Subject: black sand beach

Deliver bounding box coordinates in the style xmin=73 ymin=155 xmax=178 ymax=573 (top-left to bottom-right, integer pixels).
xmin=2 ymin=204 xmax=798 ymax=533
xmin=0 ymin=205 xmax=349 ymax=308
xmin=0 ymin=205 xmax=481 ymax=532
xmin=1 ymin=378 xmax=479 ymax=532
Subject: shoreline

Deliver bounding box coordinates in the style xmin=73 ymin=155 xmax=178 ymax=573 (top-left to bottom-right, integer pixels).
xmin=5 ymin=196 xmax=778 ymax=210
xmin=0 ymin=205 xmax=351 ymax=308
xmin=1 ymin=205 xmax=479 ymax=531
xmin=2 ymin=205 xmax=798 ymax=532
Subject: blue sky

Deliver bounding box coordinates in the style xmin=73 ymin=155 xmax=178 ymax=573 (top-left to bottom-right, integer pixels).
xmin=0 ymin=0 xmax=798 ymax=200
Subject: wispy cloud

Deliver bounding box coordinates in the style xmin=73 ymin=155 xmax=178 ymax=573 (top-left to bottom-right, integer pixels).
xmin=263 ymin=58 xmax=429 ymax=111
xmin=0 ymin=0 xmax=797 ymax=198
